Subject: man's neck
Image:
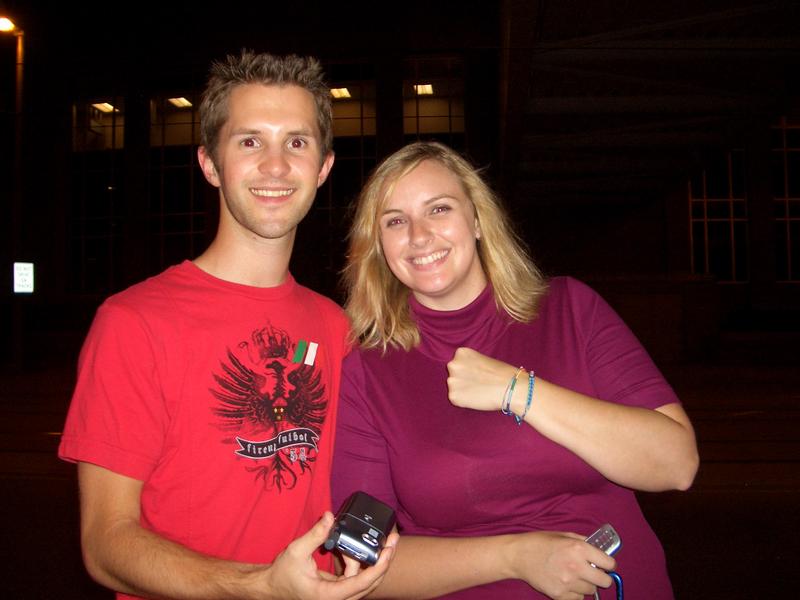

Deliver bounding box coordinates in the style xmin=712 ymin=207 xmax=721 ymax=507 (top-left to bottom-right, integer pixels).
xmin=193 ymin=231 xmax=295 ymax=288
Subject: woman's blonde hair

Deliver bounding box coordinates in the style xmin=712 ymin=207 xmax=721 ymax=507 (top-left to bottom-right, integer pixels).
xmin=343 ymin=141 xmax=547 ymax=352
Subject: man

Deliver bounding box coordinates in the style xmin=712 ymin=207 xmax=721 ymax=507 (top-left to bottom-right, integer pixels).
xmin=58 ymin=51 xmax=396 ymax=600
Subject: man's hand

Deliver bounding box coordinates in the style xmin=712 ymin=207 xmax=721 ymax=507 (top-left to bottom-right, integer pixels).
xmin=264 ymin=512 xmax=397 ymax=599
xmin=78 ymin=463 xmax=397 ymax=600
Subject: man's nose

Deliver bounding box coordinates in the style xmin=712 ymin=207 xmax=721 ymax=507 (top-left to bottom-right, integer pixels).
xmin=258 ymin=148 xmax=291 ymax=178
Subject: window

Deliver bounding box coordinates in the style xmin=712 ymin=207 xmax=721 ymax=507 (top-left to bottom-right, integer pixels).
xmin=69 ymin=98 xmax=125 ymax=293
xmin=771 ymin=116 xmax=800 ymax=282
xmin=73 ymin=100 xmax=125 ymax=152
xmin=331 ymin=82 xmax=376 ymax=138
xmin=148 ymin=95 xmax=208 ymax=269
xmin=403 ymin=57 xmax=465 ymax=149
xmin=689 ymin=150 xmax=749 ymax=282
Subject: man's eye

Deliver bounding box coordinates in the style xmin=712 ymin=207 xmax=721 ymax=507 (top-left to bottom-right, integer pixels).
xmin=241 ymin=138 xmax=259 ymax=148
xmin=289 ymin=137 xmax=307 ymax=149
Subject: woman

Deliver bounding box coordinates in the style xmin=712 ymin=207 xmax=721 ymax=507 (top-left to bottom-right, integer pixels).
xmin=331 ymin=141 xmax=698 ymax=599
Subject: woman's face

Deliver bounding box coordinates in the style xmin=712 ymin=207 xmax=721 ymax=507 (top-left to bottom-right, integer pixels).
xmin=378 ymin=159 xmax=487 ymax=311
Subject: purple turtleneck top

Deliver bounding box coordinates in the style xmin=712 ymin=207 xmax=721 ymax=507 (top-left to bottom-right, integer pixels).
xmin=332 ymin=277 xmax=677 ymax=599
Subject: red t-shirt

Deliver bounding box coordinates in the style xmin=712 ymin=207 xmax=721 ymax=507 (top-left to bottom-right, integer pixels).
xmin=59 ymin=261 xmax=348 ymax=598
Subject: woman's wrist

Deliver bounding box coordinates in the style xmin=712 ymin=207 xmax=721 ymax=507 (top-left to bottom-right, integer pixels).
xmin=510 ymin=372 xmax=531 ymax=421
xmin=497 ymin=531 xmax=548 ymax=584
xmin=501 ymin=367 xmax=524 ymax=414
xmin=496 ymin=533 xmax=525 ymax=580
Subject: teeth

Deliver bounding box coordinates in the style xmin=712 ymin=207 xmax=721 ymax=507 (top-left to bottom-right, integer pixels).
xmin=413 ymin=250 xmax=448 ymax=265
xmin=251 ymin=188 xmax=294 ymax=197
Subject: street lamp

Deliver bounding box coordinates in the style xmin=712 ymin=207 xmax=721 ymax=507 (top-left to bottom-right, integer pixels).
xmin=0 ymin=16 xmax=22 ymax=115
xmin=1 ymin=14 xmax=25 ymax=365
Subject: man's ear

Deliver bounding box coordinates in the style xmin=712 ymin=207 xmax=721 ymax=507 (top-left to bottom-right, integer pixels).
xmin=198 ymin=146 xmax=221 ymax=188
xmin=317 ymin=152 xmax=335 ymax=188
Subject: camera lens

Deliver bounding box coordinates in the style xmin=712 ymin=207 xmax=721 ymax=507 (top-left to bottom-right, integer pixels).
xmin=323 ymin=528 xmax=340 ymax=551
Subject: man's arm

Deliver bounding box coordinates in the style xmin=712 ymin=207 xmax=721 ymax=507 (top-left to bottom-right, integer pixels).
xmin=78 ymin=462 xmax=395 ymax=600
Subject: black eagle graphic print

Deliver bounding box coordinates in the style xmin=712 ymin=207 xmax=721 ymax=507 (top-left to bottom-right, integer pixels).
xmin=210 ymin=324 xmax=326 ymax=491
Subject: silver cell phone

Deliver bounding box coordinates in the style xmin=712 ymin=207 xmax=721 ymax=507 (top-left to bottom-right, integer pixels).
xmin=585 ymin=523 xmax=622 ymax=556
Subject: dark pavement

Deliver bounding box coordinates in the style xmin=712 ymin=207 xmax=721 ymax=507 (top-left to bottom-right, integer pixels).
xmin=1 ymin=355 xmax=798 ymax=599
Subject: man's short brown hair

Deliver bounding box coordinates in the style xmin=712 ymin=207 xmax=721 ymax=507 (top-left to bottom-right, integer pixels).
xmin=199 ymin=50 xmax=333 ymax=163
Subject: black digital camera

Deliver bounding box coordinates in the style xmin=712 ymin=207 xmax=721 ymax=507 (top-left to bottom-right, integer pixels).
xmin=324 ymin=491 xmax=396 ymax=565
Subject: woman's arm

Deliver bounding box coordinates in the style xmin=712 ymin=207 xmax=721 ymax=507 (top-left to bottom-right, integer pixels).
xmin=446 ymin=347 xmax=699 ymax=492
xmin=371 ymin=531 xmax=615 ymax=600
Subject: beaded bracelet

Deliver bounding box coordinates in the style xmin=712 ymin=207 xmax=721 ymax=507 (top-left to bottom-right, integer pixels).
xmin=501 ymin=367 xmax=524 ymax=415
xmin=515 ymin=370 xmax=535 ymax=425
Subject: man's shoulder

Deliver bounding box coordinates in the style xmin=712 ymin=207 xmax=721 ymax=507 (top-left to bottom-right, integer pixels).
xmin=291 ymin=283 xmax=346 ymax=318
xmin=103 ymin=262 xmax=191 ymax=310
xmin=288 ymin=284 xmax=350 ymax=346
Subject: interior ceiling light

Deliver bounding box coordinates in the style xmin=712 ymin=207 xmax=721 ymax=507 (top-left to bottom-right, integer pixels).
xmin=168 ymin=97 xmax=192 ymax=108
xmin=413 ymin=84 xmax=434 ymax=96
xmin=92 ymin=102 xmax=116 ymax=113
xmin=330 ymin=88 xmax=351 ymax=99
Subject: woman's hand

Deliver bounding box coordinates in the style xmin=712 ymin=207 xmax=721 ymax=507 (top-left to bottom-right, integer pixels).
xmin=446 ymin=347 xmax=522 ymax=412
xmin=504 ymin=531 xmax=615 ymax=600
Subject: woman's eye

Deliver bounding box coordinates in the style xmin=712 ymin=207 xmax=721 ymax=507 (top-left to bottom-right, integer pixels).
xmin=385 ymin=217 xmax=404 ymax=227
xmin=431 ymin=205 xmax=451 ymax=214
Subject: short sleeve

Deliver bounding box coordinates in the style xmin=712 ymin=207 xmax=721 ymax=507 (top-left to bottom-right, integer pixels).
xmin=331 ymin=351 xmax=399 ymax=511
xmin=58 ymin=300 xmax=170 ymax=481
xmin=568 ymin=278 xmax=679 ymax=410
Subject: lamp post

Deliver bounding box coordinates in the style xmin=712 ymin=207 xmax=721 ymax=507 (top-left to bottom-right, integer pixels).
xmin=1 ymin=15 xmax=25 ymax=366
xmin=0 ymin=16 xmax=22 ymax=114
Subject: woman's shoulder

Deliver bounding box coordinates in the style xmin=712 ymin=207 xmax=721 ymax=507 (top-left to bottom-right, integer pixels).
xmin=344 ymin=340 xmax=413 ymax=372
xmin=543 ymin=275 xmax=601 ymax=304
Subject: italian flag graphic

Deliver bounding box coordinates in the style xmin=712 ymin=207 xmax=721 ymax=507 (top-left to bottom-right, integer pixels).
xmin=292 ymin=340 xmax=319 ymax=366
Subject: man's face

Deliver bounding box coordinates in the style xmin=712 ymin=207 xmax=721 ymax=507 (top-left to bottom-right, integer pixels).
xmin=198 ymin=83 xmax=334 ymax=243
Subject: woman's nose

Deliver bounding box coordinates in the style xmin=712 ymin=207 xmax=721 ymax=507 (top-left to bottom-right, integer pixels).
xmin=408 ymin=219 xmax=432 ymax=247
